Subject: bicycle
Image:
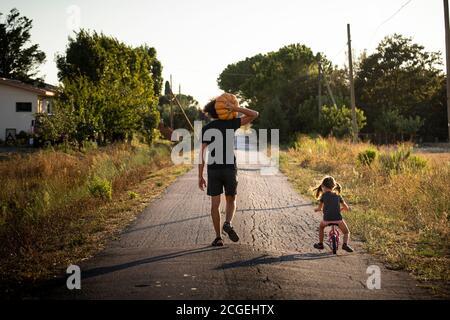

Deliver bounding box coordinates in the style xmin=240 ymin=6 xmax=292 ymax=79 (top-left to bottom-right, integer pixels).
xmin=326 ymin=223 xmax=340 ymax=254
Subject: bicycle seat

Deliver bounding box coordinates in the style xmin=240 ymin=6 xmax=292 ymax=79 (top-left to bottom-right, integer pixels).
xmin=327 ymin=223 xmax=339 ymax=226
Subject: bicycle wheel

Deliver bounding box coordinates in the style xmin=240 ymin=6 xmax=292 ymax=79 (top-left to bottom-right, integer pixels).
xmin=331 ymin=235 xmax=337 ymax=254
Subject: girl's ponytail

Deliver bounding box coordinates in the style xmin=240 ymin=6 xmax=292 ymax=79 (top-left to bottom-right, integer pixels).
xmin=313 ymin=185 xmax=323 ymax=200
xmin=334 ymin=182 xmax=342 ymax=194
xmin=313 ymin=176 xmax=342 ymax=199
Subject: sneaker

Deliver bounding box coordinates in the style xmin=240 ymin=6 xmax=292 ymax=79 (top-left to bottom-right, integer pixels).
xmin=223 ymin=222 xmax=239 ymax=242
xmin=342 ymin=243 xmax=354 ymax=253
xmin=313 ymin=243 xmax=324 ymax=250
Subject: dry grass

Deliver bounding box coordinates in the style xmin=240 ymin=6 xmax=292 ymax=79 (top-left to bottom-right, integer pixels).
xmin=416 ymin=151 xmax=450 ymax=164
xmin=280 ymin=136 xmax=450 ymax=296
xmin=0 ymin=140 xmax=190 ymax=290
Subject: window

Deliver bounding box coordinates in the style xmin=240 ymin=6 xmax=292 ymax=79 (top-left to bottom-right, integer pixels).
xmin=16 ymin=102 xmax=32 ymax=112
xmin=5 ymin=129 xmax=16 ymax=142
xmin=46 ymin=100 xmax=52 ymax=114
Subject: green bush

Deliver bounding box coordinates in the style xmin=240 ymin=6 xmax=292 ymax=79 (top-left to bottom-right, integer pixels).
xmin=319 ymin=105 xmax=367 ymax=138
xmin=34 ymin=103 xmax=76 ymax=146
xmin=379 ymin=147 xmax=411 ymax=173
xmin=16 ymin=131 xmax=31 ymax=146
xmin=374 ymin=109 xmax=424 ymax=142
xmin=81 ymin=140 xmax=98 ymax=153
xmin=128 ymin=191 xmax=139 ymax=199
xmin=406 ymin=155 xmax=427 ymax=171
xmin=357 ymin=148 xmax=378 ymax=166
xmin=378 ymin=146 xmax=427 ymax=173
xmin=89 ymin=177 xmax=112 ymax=200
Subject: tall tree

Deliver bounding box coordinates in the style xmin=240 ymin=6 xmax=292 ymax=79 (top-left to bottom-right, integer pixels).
xmin=0 ymin=8 xmax=46 ymax=83
xmin=258 ymin=96 xmax=289 ymax=141
xmin=53 ymin=30 xmax=161 ymax=145
xmin=218 ymin=44 xmax=349 ymax=140
xmin=355 ymin=34 xmax=444 ymax=139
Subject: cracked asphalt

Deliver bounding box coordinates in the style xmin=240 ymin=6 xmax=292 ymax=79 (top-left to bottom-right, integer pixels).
xmin=51 ymin=147 xmax=431 ymax=300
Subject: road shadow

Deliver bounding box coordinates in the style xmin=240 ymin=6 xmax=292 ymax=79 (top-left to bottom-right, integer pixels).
xmin=82 ymin=246 xmax=227 ymax=279
xmin=124 ymin=204 xmax=313 ymax=235
xmin=215 ymin=252 xmax=333 ymax=270
xmin=123 ymin=214 xmax=210 ymax=234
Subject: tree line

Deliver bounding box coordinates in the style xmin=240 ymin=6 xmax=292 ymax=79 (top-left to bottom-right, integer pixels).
xmin=218 ymin=35 xmax=447 ymax=144
xmin=1 ymin=8 xmax=202 ymax=148
xmin=38 ymin=29 xmax=163 ymax=147
xmin=0 ymin=9 xmax=46 ymax=85
xmin=1 ymin=8 xmax=447 ymax=146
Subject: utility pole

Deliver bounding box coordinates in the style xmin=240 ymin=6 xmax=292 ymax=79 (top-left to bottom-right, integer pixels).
xmin=444 ymin=0 xmax=450 ymax=141
xmin=318 ymin=54 xmax=322 ymax=120
xmin=170 ymin=74 xmax=174 ymax=129
xmin=347 ymin=23 xmax=358 ymax=142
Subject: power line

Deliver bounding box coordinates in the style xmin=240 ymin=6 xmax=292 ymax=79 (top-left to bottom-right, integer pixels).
xmin=330 ymin=44 xmax=347 ymax=61
xmin=221 ymin=1 xmax=414 ymax=105
xmin=376 ymin=0 xmax=413 ymax=31
xmin=368 ymin=0 xmax=414 ymax=47
xmin=326 ymin=1 xmax=415 ymax=71
xmin=322 ymin=1 xmax=413 ymax=67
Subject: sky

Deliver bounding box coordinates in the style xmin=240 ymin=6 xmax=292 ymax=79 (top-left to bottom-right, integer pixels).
xmin=0 ymin=0 xmax=446 ymax=106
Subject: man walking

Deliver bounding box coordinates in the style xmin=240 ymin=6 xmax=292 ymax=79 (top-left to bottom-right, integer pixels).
xmin=198 ymin=95 xmax=259 ymax=246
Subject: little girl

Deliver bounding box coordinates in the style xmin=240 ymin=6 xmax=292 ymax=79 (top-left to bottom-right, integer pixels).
xmin=312 ymin=176 xmax=354 ymax=253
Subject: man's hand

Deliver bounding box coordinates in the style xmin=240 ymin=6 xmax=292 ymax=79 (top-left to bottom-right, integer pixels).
xmin=225 ymin=101 xmax=238 ymax=112
xmin=199 ymin=176 xmax=206 ymax=191
xmin=314 ymin=208 xmax=322 ymax=212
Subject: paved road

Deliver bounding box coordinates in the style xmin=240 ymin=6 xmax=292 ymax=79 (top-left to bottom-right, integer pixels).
xmin=52 ymin=146 xmax=430 ymax=300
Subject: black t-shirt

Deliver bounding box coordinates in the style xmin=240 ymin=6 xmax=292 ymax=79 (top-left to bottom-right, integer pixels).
xmin=320 ymin=191 xmax=344 ymax=221
xmin=201 ymin=118 xmax=241 ymax=170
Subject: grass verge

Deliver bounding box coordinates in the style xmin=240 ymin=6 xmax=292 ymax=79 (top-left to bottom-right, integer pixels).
xmin=0 ymin=140 xmax=190 ymax=295
xmin=280 ymin=136 xmax=449 ymax=297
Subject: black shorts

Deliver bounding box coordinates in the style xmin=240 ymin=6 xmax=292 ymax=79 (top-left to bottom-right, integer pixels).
xmin=207 ymin=168 xmax=238 ymax=197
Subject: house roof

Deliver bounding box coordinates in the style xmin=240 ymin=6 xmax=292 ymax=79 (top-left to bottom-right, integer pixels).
xmin=0 ymin=78 xmax=57 ymax=97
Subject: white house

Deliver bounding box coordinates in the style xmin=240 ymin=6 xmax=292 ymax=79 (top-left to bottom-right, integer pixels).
xmin=0 ymin=78 xmax=57 ymax=142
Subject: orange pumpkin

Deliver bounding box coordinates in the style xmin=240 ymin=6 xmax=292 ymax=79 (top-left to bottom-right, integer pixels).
xmin=215 ymin=93 xmax=239 ymax=120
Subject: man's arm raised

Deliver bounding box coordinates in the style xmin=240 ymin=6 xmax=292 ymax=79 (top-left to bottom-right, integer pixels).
xmin=236 ymin=106 xmax=259 ymax=126
xmin=226 ymin=101 xmax=259 ymax=126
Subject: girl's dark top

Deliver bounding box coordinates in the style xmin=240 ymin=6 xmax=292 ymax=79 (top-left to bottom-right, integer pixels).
xmin=320 ymin=191 xmax=344 ymax=221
